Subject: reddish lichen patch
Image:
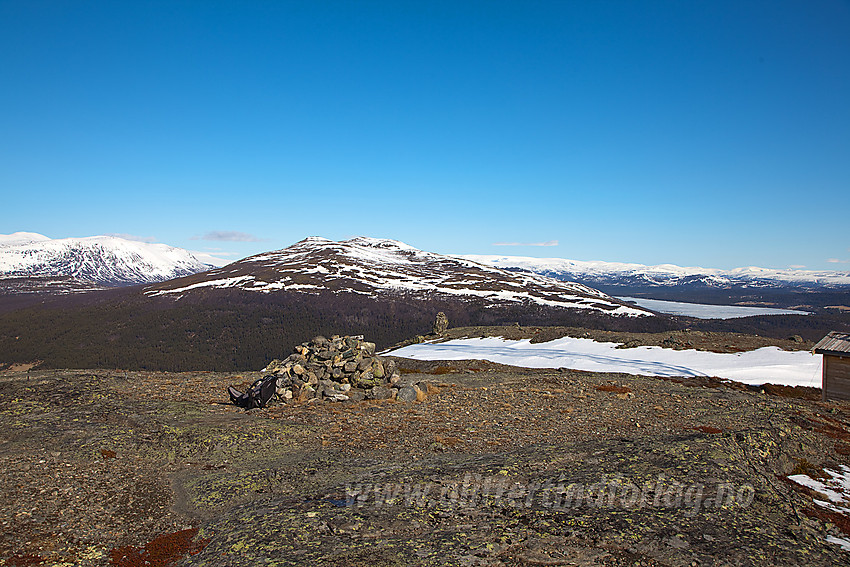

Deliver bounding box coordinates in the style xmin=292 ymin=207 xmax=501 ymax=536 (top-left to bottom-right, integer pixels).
xmin=803 ymin=506 xmax=850 ymax=537
xmin=100 ymin=449 xmax=117 ymax=459
xmin=761 ymin=383 xmax=820 ymax=400
xmin=109 ymin=527 xmax=209 ymax=567
xmin=694 ymin=426 xmax=723 ymax=434
xmin=814 ymin=420 xmax=850 ymax=442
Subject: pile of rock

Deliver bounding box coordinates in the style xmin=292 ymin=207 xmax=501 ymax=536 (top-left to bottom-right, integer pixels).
xmin=261 ymin=335 xmax=404 ymax=403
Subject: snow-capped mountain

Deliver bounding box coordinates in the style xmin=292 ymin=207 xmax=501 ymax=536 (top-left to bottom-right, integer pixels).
xmin=147 ymin=236 xmax=650 ymax=316
xmin=460 ymin=255 xmax=850 ymax=290
xmin=0 ymin=232 xmax=214 ymax=287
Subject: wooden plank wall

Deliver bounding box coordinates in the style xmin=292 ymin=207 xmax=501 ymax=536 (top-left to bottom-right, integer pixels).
xmin=824 ymin=355 xmax=850 ymax=401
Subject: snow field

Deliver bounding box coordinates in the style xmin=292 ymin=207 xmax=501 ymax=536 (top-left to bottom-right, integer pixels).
xmin=388 ymin=336 xmax=823 ymax=388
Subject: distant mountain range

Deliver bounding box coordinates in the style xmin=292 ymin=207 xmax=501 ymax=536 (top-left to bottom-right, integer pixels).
xmin=146 ymin=236 xmax=649 ymax=317
xmin=0 ymin=232 xmax=213 ymax=288
xmin=460 ymin=254 xmax=850 ymax=290
xmin=5 ymin=231 xmax=847 ymax=295
xmin=2 ymin=234 xmax=847 ymax=371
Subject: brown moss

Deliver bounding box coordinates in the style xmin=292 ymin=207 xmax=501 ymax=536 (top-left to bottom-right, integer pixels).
xmin=694 ymin=426 xmax=723 ymax=434
xmin=6 ymin=554 xmax=46 ymax=566
xmin=109 ymin=527 xmax=209 ymax=567
xmin=761 ymin=383 xmax=821 ymax=401
xmin=595 ymin=384 xmax=632 ymax=395
xmin=434 ymin=435 xmax=462 ymax=448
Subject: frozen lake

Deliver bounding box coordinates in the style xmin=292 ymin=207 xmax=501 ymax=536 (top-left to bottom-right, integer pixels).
xmin=616 ymin=296 xmax=811 ymax=319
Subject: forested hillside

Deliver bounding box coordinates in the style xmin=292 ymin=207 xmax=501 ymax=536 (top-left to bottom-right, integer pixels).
xmin=0 ymin=289 xmax=676 ymax=372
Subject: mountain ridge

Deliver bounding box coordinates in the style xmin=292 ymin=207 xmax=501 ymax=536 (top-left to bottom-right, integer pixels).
xmin=145 ymin=236 xmax=651 ymax=317
xmin=460 ymin=254 xmax=850 ymax=289
xmin=0 ymin=232 xmax=213 ymax=287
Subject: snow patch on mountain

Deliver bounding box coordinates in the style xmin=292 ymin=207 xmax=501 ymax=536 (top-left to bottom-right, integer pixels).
xmin=0 ymin=232 xmax=213 ymax=286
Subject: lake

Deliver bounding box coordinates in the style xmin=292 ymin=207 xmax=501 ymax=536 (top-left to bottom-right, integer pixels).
xmin=616 ymin=296 xmax=811 ymax=319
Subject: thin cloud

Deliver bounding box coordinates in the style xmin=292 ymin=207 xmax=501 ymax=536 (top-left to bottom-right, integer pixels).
xmin=192 ymin=231 xmax=264 ymax=242
xmin=788 ymin=265 xmax=806 ymax=270
xmin=492 ymin=240 xmax=559 ymax=247
xmin=827 ymin=258 xmax=849 ymax=264
xmin=107 ymin=233 xmax=157 ymax=243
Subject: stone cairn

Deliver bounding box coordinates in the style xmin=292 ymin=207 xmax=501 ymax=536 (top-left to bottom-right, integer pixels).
xmin=433 ymin=311 xmax=449 ymax=335
xmin=261 ymin=335 xmax=403 ymax=403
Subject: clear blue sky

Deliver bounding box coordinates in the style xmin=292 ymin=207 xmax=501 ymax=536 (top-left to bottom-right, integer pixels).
xmin=2 ymin=0 xmax=848 ymax=270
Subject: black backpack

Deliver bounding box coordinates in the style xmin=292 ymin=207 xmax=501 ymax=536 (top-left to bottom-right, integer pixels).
xmin=228 ymin=375 xmax=278 ymax=409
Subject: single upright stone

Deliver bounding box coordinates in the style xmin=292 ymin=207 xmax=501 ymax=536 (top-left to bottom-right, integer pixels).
xmin=433 ymin=312 xmax=449 ymax=335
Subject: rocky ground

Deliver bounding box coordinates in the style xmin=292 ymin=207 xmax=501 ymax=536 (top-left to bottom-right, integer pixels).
xmin=1 ymin=327 xmax=849 ymax=566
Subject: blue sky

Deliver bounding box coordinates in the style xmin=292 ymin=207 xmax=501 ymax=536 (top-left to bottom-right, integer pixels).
xmin=2 ymin=0 xmax=848 ymax=270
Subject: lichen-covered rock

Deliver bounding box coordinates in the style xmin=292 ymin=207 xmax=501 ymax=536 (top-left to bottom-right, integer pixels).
xmin=396 ymin=385 xmax=420 ymax=402
xmin=262 ymin=359 xmax=286 ymax=374
xmin=367 ymin=385 xmax=395 ymax=400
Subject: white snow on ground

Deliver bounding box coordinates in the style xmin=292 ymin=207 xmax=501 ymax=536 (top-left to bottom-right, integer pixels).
xmin=387 ymin=336 xmax=823 ymax=387
xmin=827 ymin=535 xmax=850 ymax=551
xmin=789 ymin=466 xmax=850 ymax=514
xmin=788 ymin=466 xmax=850 ymax=550
xmin=616 ymin=297 xmax=811 ymax=319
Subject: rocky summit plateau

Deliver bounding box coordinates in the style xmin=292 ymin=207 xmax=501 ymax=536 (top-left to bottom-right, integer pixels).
xmin=1 ymin=233 xmax=850 ymax=564
xmin=2 ymin=324 xmax=850 ymax=566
